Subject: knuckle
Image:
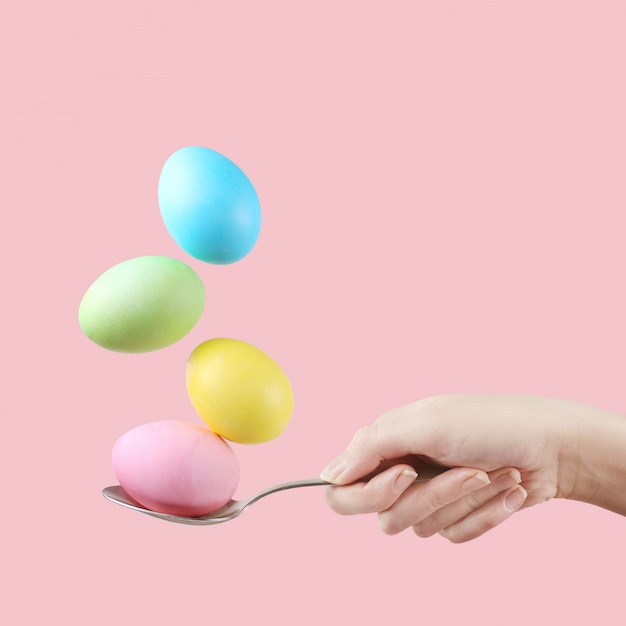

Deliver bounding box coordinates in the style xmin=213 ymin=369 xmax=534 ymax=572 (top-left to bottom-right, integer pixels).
xmin=367 ymin=493 xmax=391 ymax=513
xmin=419 ymin=393 xmax=455 ymax=414
xmin=377 ymin=512 xmax=400 ymax=536
xmin=324 ymin=487 xmax=347 ymax=515
xmin=351 ymin=423 xmax=378 ymax=449
xmin=479 ymin=514 xmax=499 ymax=533
xmin=375 ymin=409 xmax=394 ymax=426
xmin=412 ymin=521 xmax=436 ymax=538
xmin=426 ymin=489 xmax=448 ymax=512
xmin=462 ymin=491 xmax=483 ymax=510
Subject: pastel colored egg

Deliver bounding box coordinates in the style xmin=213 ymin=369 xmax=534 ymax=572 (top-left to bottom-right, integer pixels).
xmin=186 ymin=338 xmax=294 ymax=444
xmin=79 ymin=255 xmax=205 ymax=353
xmin=158 ymin=146 xmax=261 ymax=264
xmin=112 ymin=420 xmax=240 ymax=517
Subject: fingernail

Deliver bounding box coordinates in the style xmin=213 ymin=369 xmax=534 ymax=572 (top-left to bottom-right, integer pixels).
xmin=504 ymin=486 xmax=527 ymax=512
xmin=460 ymin=472 xmax=490 ymax=494
xmin=394 ymin=469 xmax=418 ymax=493
xmin=320 ymin=458 xmax=347 ymax=484
xmin=493 ymin=470 xmax=522 ymax=492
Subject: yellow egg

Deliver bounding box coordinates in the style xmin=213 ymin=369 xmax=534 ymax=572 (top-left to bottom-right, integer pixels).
xmin=186 ymin=338 xmax=294 ymax=444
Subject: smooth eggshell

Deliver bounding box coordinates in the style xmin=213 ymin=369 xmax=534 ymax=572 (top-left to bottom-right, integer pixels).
xmin=79 ymin=255 xmax=205 ymax=353
xmin=112 ymin=420 xmax=240 ymax=517
xmin=158 ymin=146 xmax=261 ymax=264
xmin=186 ymin=338 xmax=294 ymax=444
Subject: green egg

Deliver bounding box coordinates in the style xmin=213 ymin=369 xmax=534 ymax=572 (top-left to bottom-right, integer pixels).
xmin=79 ymin=256 xmax=205 ymax=353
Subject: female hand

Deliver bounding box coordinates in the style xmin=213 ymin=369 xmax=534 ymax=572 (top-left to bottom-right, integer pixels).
xmin=321 ymin=394 xmax=626 ymax=542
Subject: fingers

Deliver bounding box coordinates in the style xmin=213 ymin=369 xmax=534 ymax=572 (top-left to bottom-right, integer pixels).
xmin=394 ymin=467 xmax=522 ymax=537
xmin=375 ymin=467 xmax=526 ymax=543
xmin=438 ymin=485 xmax=528 ymax=543
xmin=325 ymin=464 xmax=418 ymax=515
xmin=377 ymin=466 xmax=501 ymax=535
xmin=326 ymin=464 xmax=492 ymax=520
xmin=325 ymin=462 xmax=527 ymax=543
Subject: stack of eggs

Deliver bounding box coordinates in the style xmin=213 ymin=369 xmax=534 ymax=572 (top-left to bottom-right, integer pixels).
xmin=79 ymin=147 xmax=293 ymax=517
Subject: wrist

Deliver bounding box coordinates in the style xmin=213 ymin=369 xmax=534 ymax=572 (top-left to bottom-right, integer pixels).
xmin=557 ymin=401 xmax=626 ymax=515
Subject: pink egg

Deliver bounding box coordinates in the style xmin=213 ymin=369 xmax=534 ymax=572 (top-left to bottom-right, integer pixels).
xmin=112 ymin=420 xmax=240 ymax=517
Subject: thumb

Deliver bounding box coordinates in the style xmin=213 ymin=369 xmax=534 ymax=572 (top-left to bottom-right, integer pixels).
xmin=320 ymin=421 xmax=418 ymax=485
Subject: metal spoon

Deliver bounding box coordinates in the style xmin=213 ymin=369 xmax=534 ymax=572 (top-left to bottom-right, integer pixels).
xmin=102 ymin=480 xmax=329 ymax=526
xmin=103 ymin=470 xmax=439 ymax=526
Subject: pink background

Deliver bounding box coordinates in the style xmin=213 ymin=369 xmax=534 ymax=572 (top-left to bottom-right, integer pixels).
xmin=2 ymin=1 xmax=625 ymax=624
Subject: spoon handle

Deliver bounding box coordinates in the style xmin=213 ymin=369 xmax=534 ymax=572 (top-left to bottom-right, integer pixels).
xmin=240 ymin=478 xmax=329 ymax=508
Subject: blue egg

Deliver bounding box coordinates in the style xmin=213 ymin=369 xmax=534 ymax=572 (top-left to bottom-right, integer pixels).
xmin=158 ymin=147 xmax=261 ymax=264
